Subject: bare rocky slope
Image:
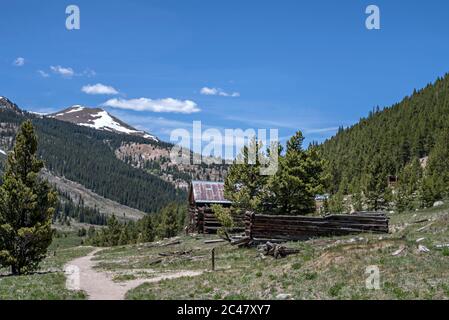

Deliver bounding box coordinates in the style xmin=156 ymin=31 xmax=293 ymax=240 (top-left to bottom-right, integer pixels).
xmin=41 ymin=170 xmax=145 ymax=221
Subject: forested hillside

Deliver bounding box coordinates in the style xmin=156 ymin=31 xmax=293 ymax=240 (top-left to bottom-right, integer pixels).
xmin=0 ymin=108 xmax=185 ymax=213
xmin=320 ymin=73 xmax=449 ymax=210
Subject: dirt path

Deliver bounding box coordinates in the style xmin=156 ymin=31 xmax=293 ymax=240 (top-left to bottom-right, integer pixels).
xmin=64 ymin=248 xmax=203 ymax=300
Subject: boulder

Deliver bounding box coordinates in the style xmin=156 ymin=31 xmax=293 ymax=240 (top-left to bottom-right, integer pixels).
xmin=433 ymin=201 xmax=444 ymax=207
xmin=276 ymin=293 xmax=292 ymax=300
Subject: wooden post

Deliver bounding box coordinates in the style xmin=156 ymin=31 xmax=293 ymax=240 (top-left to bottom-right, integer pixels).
xmin=211 ymin=248 xmax=215 ymax=271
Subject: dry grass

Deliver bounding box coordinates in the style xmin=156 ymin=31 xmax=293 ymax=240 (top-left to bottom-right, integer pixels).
xmin=122 ymin=205 xmax=449 ymax=300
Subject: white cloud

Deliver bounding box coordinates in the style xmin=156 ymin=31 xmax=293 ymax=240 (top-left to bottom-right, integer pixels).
xmin=37 ymin=70 xmax=50 ymax=78
xmin=103 ymin=97 xmax=200 ymax=114
xmin=82 ymin=68 xmax=96 ymax=78
xmin=200 ymin=87 xmax=218 ymax=95
xmin=200 ymin=87 xmax=240 ymax=97
xmin=47 ymin=66 xmax=95 ymax=78
xmin=50 ymin=65 xmax=75 ymax=78
xmin=82 ymin=83 xmax=119 ymax=95
xmin=304 ymin=127 xmax=340 ymax=134
xmin=13 ymin=57 xmax=25 ymax=67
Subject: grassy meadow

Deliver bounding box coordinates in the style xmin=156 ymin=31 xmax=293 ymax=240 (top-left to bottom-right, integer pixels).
xmin=1 ymin=204 xmax=449 ymax=300
xmin=0 ymin=231 xmax=93 ymax=300
xmin=100 ymin=205 xmax=449 ymax=300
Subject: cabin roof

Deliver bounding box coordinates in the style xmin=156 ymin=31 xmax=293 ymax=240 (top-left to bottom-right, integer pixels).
xmin=189 ymin=180 xmax=232 ymax=204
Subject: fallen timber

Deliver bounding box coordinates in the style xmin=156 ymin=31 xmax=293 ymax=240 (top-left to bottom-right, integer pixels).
xmin=241 ymin=211 xmax=389 ymax=244
xmin=259 ymin=242 xmax=300 ymax=259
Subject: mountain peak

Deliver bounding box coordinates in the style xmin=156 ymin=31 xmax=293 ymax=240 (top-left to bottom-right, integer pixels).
xmin=50 ymin=106 xmax=158 ymax=141
xmin=0 ymin=96 xmax=23 ymax=114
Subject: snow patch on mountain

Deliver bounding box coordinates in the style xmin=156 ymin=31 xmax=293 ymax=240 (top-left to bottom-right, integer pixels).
xmin=79 ymin=110 xmax=138 ymax=135
xmin=66 ymin=105 xmax=85 ymax=114
xmin=50 ymin=105 xmax=158 ymax=142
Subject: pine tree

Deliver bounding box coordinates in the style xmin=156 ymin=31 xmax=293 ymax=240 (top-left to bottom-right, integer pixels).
xmin=224 ymin=132 xmax=326 ymax=215
xmin=396 ymin=157 xmax=423 ymax=212
xmin=224 ymin=139 xmax=270 ymax=214
xmin=362 ymin=155 xmax=389 ymax=211
xmin=157 ymin=203 xmax=179 ymax=238
xmin=268 ymin=132 xmax=325 ymax=214
xmin=118 ymin=225 xmax=130 ymax=245
xmin=421 ymin=129 xmax=449 ymax=205
xmin=0 ymin=120 xmax=57 ymax=275
xmin=351 ymin=191 xmax=363 ymax=212
xmin=105 ymin=215 xmax=121 ymax=246
xmin=139 ymin=215 xmax=155 ymax=243
xmin=87 ymin=226 xmax=96 ymax=238
xmin=328 ymin=190 xmax=348 ymax=213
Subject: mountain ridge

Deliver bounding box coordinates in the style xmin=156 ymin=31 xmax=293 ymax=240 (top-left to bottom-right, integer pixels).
xmin=49 ymin=105 xmax=158 ymax=141
xmin=0 ymin=101 xmax=184 ymax=214
xmin=320 ymin=72 xmax=449 ymax=195
xmin=0 ymin=96 xmax=227 ymax=220
xmin=0 ymin=96 xmax=23 ymax=114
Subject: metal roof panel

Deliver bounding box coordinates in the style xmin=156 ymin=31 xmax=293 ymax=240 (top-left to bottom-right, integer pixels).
xmin=191 ymin=181 xmax=232 ymax=204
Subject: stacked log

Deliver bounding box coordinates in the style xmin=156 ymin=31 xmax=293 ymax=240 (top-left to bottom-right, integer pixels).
xmin=188 ymin=205 xmax=201 ymax=233
xmin=202 ymin=207 xmax=245 ymax=234
xmin=245 ymin=211 xmax=389 ymax=241
xmin=190 ymin=206 xmax=244 ymax=234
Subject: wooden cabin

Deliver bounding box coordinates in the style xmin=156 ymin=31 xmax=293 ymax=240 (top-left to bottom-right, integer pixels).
xmin=188 ymin=181 xmax=232 ymax=234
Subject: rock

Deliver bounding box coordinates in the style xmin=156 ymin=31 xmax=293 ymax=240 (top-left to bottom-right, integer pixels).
xmin=417 ymin=223 xmax=432 ymax=232
xmin=433 ymin=201 xmax=444 ymax=207
xmin=276 ymin=293 xmax=292 ymax=300
xmin=418 ymin=245 xmax=430 ymax=253
xmin=392 ymin=246 xmax=406 ymax=256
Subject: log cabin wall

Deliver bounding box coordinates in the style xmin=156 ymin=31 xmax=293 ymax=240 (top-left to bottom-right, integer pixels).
xmin=244 ymin=211 xmax=389 ymax=241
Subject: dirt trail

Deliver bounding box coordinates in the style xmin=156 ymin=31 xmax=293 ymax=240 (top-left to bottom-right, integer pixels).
xmin=64 ymin=248 xmax=203 ymax=300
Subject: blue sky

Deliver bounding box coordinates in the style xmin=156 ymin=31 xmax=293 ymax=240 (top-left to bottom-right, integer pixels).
xmin=1 ymin=0 xmax=449 ymax=148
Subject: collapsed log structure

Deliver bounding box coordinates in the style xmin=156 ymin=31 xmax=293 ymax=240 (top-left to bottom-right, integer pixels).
xmin=187 ymin=181 xmax=389 ymax=239
xmin=244 ymin=211 xmax=389 ymax=242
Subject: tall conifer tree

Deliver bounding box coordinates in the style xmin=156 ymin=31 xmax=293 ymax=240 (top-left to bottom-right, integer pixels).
xmin=0 ymin=120 xmax=57 ymax=275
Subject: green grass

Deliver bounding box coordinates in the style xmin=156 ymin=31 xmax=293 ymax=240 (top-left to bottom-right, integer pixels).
xmin=0 ymin=231 xmax=93 ymax=300
xmin=122 ymin=205 xmax=449 ymax=300
xmin=3 ymin=205 xmax=449 ymax=300
xmin=113 ymin=274 xmax=137 ymax=282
